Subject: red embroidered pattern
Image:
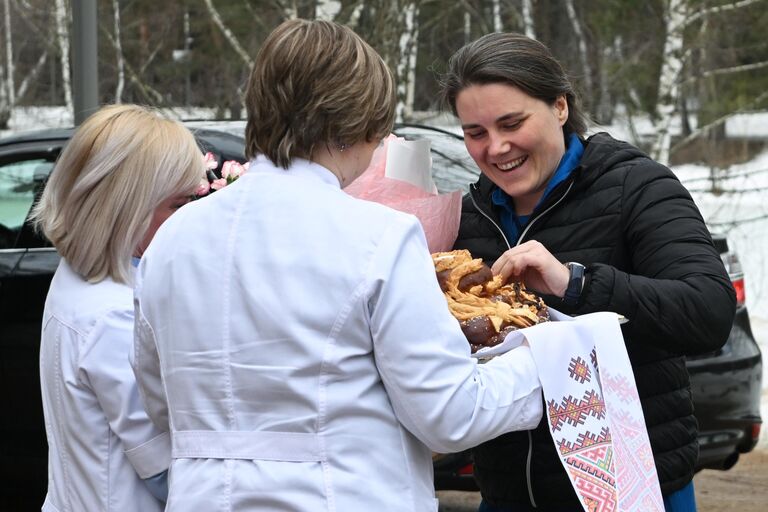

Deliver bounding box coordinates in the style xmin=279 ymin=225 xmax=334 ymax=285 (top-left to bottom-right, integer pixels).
xmin=548 ymin=389 xmax=606 ymax=431
xmin=568 ymin=356 xmax=591 ymax=383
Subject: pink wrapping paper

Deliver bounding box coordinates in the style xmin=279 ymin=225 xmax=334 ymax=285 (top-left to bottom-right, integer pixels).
xmin=345 ymin=135 xmax=462 ymax=253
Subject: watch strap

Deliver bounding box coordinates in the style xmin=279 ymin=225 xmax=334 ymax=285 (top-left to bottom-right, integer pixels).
xmin=563 ymin=262 xmax=586 ymax=305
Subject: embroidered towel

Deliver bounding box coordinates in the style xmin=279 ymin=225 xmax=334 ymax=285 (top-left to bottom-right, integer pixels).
xmin=476 ymin=311 xmax=664 ymax=512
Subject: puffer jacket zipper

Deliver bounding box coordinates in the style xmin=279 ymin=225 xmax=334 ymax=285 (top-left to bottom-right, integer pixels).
xmin=468 ymin=180 xmax=574 ymax=508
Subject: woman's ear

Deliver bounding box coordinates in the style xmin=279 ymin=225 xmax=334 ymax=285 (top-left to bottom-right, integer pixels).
xmin=554 ymin=95 xmax=569 ymax=127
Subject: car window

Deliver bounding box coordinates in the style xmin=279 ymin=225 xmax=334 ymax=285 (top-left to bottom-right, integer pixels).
xmin=0 ymin=159 xmax=53 ymax=249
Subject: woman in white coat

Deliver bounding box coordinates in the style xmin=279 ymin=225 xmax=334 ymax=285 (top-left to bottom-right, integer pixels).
xmin=32 ymin=105 xmax=204 ymax=512
xmin=132 ymin=20 xmax=544 ymax=512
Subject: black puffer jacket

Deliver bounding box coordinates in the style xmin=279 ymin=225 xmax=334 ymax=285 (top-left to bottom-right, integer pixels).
xmin=456 ymin=132 xmax=736 ymax=509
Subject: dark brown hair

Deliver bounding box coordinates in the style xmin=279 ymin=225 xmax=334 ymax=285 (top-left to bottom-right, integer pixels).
xmin=440 ymin=32 xmax=588 ymax=137
xmin=244 ymin=19 xmax=396 ymax=168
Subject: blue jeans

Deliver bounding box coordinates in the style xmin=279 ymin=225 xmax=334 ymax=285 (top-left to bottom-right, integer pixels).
xmin=477 ymin=481 xmax=697 ymax=512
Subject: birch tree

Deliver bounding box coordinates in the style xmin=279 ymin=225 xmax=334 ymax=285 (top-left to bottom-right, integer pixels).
xmin=492 ymin=0 xmax=502 ymax=32
xmin=464 ymin=11 xmax=471 ymax=44
xmin=4 ymin=0 xmax=14 ymax=108
xmin=396 ymin=1 xmax=419 ymax=121
xmin=521 ymin=0 xmax=535 ymax=38
xmin=54 ymin=0 xmax=72 ymax=112
xmin=112 ymin=0 xmax=124 ymax=103
xmin=650 ymin=0 xmax=686 ymax=164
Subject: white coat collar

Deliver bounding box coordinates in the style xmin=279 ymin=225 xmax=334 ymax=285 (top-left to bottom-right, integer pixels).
xmin=248 ymin=155 xmax=341 ymax=189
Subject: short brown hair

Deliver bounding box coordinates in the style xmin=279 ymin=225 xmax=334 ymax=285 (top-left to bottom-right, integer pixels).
xmin=31 ymin=104 xmax=203 ymax=284
xmin=244 ymin=19 xmax=395 ymax=168
xmin=440 ymin=32 xmax=588 ymax=137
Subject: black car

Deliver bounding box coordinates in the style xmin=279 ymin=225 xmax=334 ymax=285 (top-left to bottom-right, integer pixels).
xmin=0 ymin=122 xmax=761 ymax=508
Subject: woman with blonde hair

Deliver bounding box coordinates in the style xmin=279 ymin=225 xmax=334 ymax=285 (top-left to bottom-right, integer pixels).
xmin=132 ymin=19 xmax=545 ymax=512
xmin=32 ymin=104 xmax=203 ymax=512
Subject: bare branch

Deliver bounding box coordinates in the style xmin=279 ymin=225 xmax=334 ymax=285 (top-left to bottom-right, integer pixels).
xmin=16 ymin=50 xmax=47 ymax=100
xmin=202 ymin=0 xmax=254 ymax=67
xmin=700 ymin=59 xmax=768 ymax=78
xmin=99 ymin=25 xmax=166 ymax=107
xmin=670 ymin=88 xmax=768 ymax=154
xmin=684 ymin=0 xmax=766 ymax=27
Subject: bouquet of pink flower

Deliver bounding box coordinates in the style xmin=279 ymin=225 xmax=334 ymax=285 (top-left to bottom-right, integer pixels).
xmin=345 ymin=135 xmax=462 ymax=253
xmin=194 ymin=152 xmax=249 ymax=198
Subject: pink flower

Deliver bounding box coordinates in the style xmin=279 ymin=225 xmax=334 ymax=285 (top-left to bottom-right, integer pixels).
xmin=203 ymin=152 xmax=219 ymax=170
xmin=222 ymin=160 xmax=247 ymax=182
xmin=195 ymin=178 xmax=211 ymax=197
xmin=210 ymin=178 xmax=227 ymax=190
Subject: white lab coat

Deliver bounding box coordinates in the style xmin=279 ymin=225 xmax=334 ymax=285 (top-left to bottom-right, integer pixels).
xmin=39 ymin=260 xmax=170 ymax=512
xmin=133 ymin=156 xmax=543 ymax=512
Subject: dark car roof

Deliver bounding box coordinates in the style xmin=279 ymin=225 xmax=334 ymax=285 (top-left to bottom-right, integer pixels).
xmin=0 ymin=128 xmax=75 ymax=147
xmin=0 ymin=121 xmax=249 ymax=166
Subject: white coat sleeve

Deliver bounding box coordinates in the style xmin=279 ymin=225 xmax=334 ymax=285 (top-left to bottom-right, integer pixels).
xmin=130 ymin=268 xmax=170 ymax=435
xmin=368 ymin=215 xmax=543 ymax=454
xmin=78 ymin=308 xmax=171 ymax=479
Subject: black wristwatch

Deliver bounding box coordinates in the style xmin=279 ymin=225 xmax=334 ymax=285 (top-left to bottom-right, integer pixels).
xmin=563 ymin=262 xmax=586 ymax=305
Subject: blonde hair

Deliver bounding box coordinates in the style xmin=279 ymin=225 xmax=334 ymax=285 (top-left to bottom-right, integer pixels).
xmin=245 ymin=19 xmax=396 ymax=168
xmin=31 ymin=104 xmax=203 ymax=284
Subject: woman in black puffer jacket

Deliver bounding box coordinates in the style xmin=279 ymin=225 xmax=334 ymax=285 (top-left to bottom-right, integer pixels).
xmin=440 ymin=32 xmax=736 ymax=512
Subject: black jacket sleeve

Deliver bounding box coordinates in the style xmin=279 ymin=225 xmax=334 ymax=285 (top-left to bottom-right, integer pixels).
xmin=576 ymin=159 xmax=736 ymax=356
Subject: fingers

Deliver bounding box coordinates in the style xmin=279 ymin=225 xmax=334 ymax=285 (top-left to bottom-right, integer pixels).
xmin=491 ymin=241 xmax=549 ymax=278
xmin=491 ymin=241 xmax=570 ymax=295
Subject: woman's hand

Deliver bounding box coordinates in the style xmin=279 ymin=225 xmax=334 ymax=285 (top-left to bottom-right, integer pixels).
xmin=491 ymin=241 xmax=570 ymax=297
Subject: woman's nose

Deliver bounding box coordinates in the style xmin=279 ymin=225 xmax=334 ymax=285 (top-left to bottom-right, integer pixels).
xmin=488 ymin=132 xmax=511 ymax=156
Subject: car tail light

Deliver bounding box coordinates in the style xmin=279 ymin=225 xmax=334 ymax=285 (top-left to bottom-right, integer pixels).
xmin=457 ymin=463 xmax=474 ymax=476
xmin=752 ymin=423 xmax=762 ymax=442
xmin=721 ymin=251 xmax=746 ymax=307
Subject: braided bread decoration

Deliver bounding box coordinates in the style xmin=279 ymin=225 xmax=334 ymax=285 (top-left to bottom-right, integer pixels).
xmin=432 ymin=250 xmax=549 ymax=353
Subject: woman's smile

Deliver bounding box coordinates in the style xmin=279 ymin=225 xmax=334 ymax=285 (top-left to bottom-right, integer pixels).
xmin=495 ymin=154 xmax=528 ymax=171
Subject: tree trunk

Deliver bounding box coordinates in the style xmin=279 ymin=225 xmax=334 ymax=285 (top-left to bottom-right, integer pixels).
xmin=521 ymin=0 xmax=535 ymax=39
xmin=54 ymin=0 xmax=73 ymax=112
xmin=651 ymin=0 xmax=686 ymax=165
xmin=464 ymin=11 xmax=471 ymax=44
xmin=112 ymin=0 xmax=124 ymax=103
xmin=492 ymin=0 xmax=502 ymax=32
xmin=3 ymin=0 xmax=14 ymax=107
xmin=0 ymin=61 xmax=9 ymax=129
xmin=396 ymin=2 xmax=418 ymax=122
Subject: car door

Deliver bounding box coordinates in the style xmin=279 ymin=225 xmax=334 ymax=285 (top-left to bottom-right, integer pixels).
xmin=0 ymin=146 xmax=60 ymax=509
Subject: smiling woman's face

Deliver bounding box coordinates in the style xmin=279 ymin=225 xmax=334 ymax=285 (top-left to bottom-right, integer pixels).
xmin=455 ymin=82 xmax=569 ymax=215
